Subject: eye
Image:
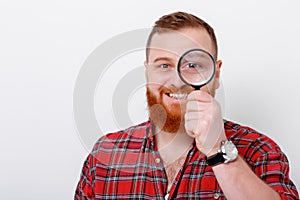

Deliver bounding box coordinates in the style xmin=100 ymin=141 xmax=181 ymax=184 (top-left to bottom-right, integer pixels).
xmin=188 ymin=63 xmax=198 ymax=68
xmin=160 ymin=64 xmax=169 ymax=69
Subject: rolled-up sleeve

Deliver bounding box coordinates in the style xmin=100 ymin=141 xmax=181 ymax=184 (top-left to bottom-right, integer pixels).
xmin=253 ymin=151 xmax=298 ymax=199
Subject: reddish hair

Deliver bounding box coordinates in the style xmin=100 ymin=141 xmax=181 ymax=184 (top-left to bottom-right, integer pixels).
xmin=146 ymin=11 xmax=218 ymax=60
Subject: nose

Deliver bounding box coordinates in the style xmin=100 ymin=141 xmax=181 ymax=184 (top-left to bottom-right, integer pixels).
xmin=171 ymin=69 xmax=187 ymax=88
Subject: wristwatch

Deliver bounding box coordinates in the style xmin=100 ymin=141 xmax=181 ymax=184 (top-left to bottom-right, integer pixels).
xmin=207 ymin=140 xmax=238 ymax=166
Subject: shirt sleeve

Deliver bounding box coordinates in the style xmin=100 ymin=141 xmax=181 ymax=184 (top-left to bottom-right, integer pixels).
xmin=253 ymin=150 xmax=299 ymax=200
xmin=74 ymin=154 xmax=94 ymax=200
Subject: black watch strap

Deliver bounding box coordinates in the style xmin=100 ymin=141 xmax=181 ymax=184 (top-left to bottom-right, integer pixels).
xmin=207 ymin=152 xmax=225 ymax=166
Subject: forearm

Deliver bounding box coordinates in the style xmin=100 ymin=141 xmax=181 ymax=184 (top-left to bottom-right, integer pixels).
xmin=212 ymin=156 xmax=281 ymax=200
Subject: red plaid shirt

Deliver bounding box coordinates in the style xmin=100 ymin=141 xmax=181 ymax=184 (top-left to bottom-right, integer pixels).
xmin=75 ymin=120 xmax=298 ymax=199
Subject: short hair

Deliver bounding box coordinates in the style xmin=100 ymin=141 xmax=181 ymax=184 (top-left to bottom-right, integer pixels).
xmin=146 ymin=11 xmax=218 ymax=60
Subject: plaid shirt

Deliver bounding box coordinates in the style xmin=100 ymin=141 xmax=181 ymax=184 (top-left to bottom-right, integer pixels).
xmin=75 ymin=120 xmax=298 ymax=199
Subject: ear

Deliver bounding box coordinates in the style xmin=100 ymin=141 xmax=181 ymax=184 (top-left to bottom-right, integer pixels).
xmin=215 ymin=60 xmax=222 ymax=78
xmin=144 ymin=60 xmax=149 ymax=81
xmin=214 ymin=60 xmax=223 ymax=89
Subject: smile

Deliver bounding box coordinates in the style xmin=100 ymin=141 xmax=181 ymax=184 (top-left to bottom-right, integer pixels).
xmin=167 ymin=93 xmax=188 ymax=99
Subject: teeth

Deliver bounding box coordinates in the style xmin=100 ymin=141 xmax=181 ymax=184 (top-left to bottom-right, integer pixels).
xmin=169 ymin=93 xmax=187 ymax=99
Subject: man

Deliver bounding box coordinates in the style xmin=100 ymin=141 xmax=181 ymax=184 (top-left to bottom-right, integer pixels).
xmin=75 ymin=12 xmax=298 ymax=199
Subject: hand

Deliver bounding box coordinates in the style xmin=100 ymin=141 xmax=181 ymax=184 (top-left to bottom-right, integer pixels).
xmin=185 ymin=90 xmax=227 ymax=156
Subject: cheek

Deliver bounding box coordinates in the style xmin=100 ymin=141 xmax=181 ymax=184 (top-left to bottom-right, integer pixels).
xmin=146 ymin=78 xmax=169 ymax=97
xmin=147 ymin=84 xmax=162 ymax=97
xmin=201 ymin=79 xmax=217 ymax=95
xmin=146 ymin=69 xmax=169 ymax=85
xmin=148 ymin=77 xmax=162 ymax=85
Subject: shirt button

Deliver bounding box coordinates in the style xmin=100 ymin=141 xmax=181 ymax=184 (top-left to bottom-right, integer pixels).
xmin=155 ymin=158 xmax=161 ymax=164
xmin=214 ymin=193 xmax=220 ymax=199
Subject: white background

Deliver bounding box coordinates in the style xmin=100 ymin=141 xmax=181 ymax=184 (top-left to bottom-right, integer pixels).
xmin=0 ymin=0 xmax=299 ymax=199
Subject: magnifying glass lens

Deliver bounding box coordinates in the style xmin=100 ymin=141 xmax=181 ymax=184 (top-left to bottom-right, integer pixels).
xmin=178 ymin=49 xmax=215 ymax=89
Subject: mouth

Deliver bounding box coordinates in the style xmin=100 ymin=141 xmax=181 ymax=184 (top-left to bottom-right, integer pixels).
xmin=166 ymin=93 xmax=188 ymax=99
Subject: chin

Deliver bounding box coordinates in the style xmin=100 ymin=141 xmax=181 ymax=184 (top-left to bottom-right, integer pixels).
xmin=147 ymin=87 xmax=187 ymax=134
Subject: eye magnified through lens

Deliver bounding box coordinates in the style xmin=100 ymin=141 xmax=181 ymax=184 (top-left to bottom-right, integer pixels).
xmin=177 ymin=48 xmax=216 ymax=90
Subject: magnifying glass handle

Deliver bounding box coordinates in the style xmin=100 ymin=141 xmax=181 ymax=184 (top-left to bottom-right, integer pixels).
xmin=193 ymin=86 xmax=201 ymax=90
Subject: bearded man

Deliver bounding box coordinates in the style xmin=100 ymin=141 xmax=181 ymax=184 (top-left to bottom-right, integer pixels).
xmin=75 ymin=11 xmax=298 ymax=199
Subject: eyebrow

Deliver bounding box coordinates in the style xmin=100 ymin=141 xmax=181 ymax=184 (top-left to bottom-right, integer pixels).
xmin=152 ymin=57 xmax=175 ymax=63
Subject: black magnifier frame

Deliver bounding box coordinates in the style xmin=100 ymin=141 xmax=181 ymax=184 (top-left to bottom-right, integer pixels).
xmin=177 ymin=48 xmax=216 ymax=90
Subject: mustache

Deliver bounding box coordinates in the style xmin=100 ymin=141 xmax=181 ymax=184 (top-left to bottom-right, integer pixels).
xmin=160 ymin=85 xmax=194 ymax=94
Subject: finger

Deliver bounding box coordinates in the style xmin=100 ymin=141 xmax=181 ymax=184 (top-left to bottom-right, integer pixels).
xmin=184 ymin=119 xmax=198 ymax=137
xmin=186 ymin=100 xmax=211 ymax=112
xmin=185 ymin=118 xmax=210 ymax=138
xmin=187 ymin=90 xmax=213 ymax=102
xmin=184 ymin=111 xmax=202 ymax=121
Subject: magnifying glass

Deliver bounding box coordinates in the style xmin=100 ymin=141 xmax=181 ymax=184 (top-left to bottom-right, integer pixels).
xmin=177 ymin=49 xmax=216 ymax=90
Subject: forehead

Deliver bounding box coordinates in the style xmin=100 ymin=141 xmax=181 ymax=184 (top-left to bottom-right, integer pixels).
xmin=148 ymin=28 xmax=214 ymax=61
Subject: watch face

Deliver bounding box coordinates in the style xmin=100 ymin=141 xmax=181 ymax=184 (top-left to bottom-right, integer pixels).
xmin=221 ymin=141 xmax=238 ymax=163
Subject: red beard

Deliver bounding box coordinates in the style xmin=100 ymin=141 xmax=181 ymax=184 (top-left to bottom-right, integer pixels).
xmin=146 ymin=85 xmax=193 ymax=133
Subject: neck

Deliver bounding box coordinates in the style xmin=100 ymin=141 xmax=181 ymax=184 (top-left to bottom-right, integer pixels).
xmin=155 ymin=128 xmax=193 ymax=165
